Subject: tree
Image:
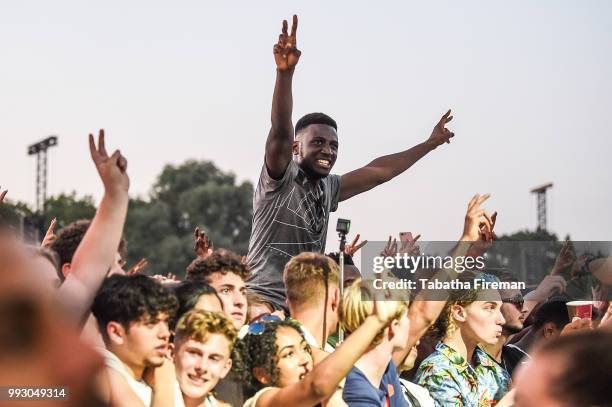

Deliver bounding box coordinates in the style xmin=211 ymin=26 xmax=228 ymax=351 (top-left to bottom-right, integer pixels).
xmin=43 ymin=192 xmax=97 ymax=229
xmin=123 ymin=160 xmax=254 ymax=277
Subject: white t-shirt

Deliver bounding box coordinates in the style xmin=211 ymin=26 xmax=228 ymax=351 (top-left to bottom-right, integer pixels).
xmin=100 ymin=348 xmax=152 ymax=406
xmin=299 ymin=323 xmax=336 ymax=353
xmin=243 ymin=387 xmax=275 ymax=407
xmin=399 ymin=378 xmax=435 ymax=407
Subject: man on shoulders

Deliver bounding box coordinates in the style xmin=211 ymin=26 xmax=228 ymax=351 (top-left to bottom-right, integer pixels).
xmin=247 ymin=15 xmax=456 ymax=311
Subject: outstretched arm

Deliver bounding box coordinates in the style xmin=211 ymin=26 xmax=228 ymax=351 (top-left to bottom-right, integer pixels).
xmin=57 ymin=130 xmax=129 ymax=325
xmin=393 ymin=194 xmax=496 ymax=366
xmin=258 ymin=297 xmax=394 ymax=407
xmin=265 ymin=15 xmax=301 ymax=180
xmin=339 ymin=110 xmax=454 ymax=201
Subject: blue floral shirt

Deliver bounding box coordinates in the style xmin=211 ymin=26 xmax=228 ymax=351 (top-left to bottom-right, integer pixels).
xmin=414 ymin=342 xmax=510 ymax=407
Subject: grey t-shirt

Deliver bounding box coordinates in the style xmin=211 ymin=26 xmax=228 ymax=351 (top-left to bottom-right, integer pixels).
xmin=246 ymin=160 xmax=341 ymax=310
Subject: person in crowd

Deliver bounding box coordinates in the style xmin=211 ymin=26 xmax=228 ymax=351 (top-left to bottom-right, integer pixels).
xmin=173 ymin=310 xmax=236 ymax=407
xmin=235 ymin=289 xmax=399 ymax=407
xmin=246 ymin=14 xmax=457 ymax=312
xmin=91 ymin=274 xmax=178 ymax=406
xmin=325 ymin=251 xmax=362 ymax=287
xmin=186 ymin=250 xmax=249 ymax=330
xmin=0 ymin=223 xmax=109 ymax=406
xmin=480 ymin=272 xmax=529 ymax=377
xmin=415 ymin=273 xmax=511 ymax=407
xmin=172 ymin=281 xmax=223 ymax=330
xmin=54 ymin=129 xmax=131 ymax=327
xmin=511 ymin=300 xmax=569 ymax=354
xmin=390 ymin=193 xmax=498 ymax=377
xmin=246 ymin=292 xmax=277 ymax=324
xmin=341 ymin=279 xmax=411 ymax=407
xmin=513 ymin=329 xmax=612 ymax=407
xmin=51 ymin=218 xmax=127 ymax=282
xmin=283 ymin=252 xmax=340 ymax=352
xmin=186 ymin=250 xmax=249 ymax=406
xmin=395 ymin=341 xmax=435 ymax=407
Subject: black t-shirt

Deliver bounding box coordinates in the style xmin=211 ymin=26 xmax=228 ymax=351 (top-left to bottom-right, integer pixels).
xmin=501 ymin=344 xmax=531 ymax=377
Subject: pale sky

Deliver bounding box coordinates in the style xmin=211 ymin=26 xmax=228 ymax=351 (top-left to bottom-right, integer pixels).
xmin=1 ymin=0 xmax=611 ymax=251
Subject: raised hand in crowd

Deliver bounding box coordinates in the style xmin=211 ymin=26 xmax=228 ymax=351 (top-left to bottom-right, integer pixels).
xmin=249 ymin=285 xmax=397 ymax=407
xmin=551 ymin=239 xmax=574 ymax=275
xmin=41 ymin=217 xmax=57 ymax=248
xmin=460 ymin=193 xmax=493 ymax=242
xmin=600 ymin=302 xmax=612 ymax=331
xmin=399 ymin=231 xmax=421 ymax=256
xmin=194 ymin=226 xmax=214 ymax=258
xmin=0 ymin=188 xmax=7 ymax=204
xmin=426 ymin=109 xmax=455 ymax=148
xmin=380 ymin=235 xmax=398 ymax=258
xmin=344 ymin=233 xmax=367 ymax=257
xmin=127 ymin=258 xmax=148 ymax=276
xmin=273 ymin=14 xmax=301 ymax=72
xmin=266 ymin=15 xmax=301 ymax=180
xmin=57 ymin=129 xmax=130 ymax=325
xmin=394 ymin=194 xmax=497 ymax=367
xmin=561 ymin=317 xmax=592 ymax=335
xmin=339 ymin=110 xmax=456 ymax=202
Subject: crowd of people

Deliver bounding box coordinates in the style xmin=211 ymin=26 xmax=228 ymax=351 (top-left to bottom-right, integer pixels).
xmin=1 ymin=14 xmax=612 ymax=407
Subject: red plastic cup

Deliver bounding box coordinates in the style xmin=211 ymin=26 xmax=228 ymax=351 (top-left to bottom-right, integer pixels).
xmin=566 ymin=301 xmax=593 ymax=319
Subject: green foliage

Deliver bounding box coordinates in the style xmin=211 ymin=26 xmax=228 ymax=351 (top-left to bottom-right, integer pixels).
xmin=124 ymin=160 xmax=253 ymax=277
xmin=43 ymin=192 xmax=97 ymax=230
xmin=1 ymin=159 xmax=253 ymax=278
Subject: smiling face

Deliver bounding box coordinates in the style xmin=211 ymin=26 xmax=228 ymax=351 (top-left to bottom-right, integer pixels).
xmin=273 ymin=326 xmax=313 ymax=387
xmin=174 ymin=335 xmax=232 ymax=402
xmin=293 ymin=124 xmax=338 ymax=179
xmin=207 ymin=272 xmax=247 ymax=329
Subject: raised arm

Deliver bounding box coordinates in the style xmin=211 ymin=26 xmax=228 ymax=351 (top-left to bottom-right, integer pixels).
xmin=57 ymin=130 xmax=129 ymax=325
xmin=393 ymin=194 xmax=495 ymax=366
xmin=258 ymin=298 xmax=394 ymax=407
xmin=265 ymin=15 xmax=301 ymax=180
xmin=339 ymin=110 xmax=454 ymax=201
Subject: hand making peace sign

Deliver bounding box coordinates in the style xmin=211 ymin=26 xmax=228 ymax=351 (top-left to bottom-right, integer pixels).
xmin=273 ymin=15 xmax=301 ymax=71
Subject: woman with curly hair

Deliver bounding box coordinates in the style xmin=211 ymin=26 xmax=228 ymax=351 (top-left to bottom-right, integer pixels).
xmin=235 ymin=292 xmax=397 ymax=407
xmin=414 ymin=273 xmax=511 ymax=407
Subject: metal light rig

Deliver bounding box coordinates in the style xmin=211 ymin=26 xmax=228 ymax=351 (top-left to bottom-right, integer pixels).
xmin=530 ymin=182 xmax=553 ymax=231
xmin=27 ymin=136 xmax=58 ymax=213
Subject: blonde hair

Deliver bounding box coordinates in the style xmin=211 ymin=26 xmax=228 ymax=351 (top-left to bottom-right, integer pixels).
xmin=340 ymin=278 xmax=409 ymax=346
xmin=175 ymin=310 xmax=237 ymax=352
xmin=283 ymin=252 xmax=339 ymax=306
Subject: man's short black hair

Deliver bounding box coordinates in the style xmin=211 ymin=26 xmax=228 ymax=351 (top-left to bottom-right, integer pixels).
xmin=531 ymin=300 xmax=570 ymax=330
xmin=171 ymin=280 xmax=220 ymax=330
xmin=295 ymin=112 xmax=337 ymax=136
xmin=92 ymin=274 xmax=177 ymax=339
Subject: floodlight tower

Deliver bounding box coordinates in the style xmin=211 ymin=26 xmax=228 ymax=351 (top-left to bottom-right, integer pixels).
xmin=27 ymin=136 xmax=58 ymax=213
xmin=530 ymin=182 xmax=553 ymax=231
